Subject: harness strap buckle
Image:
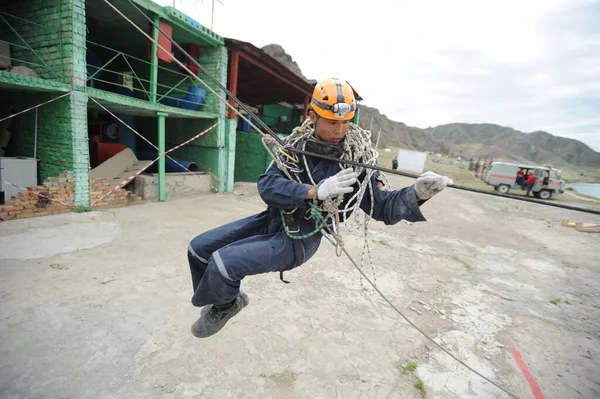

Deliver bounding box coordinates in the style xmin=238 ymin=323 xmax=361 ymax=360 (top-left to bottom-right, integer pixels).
xmin=284 ymin=212 xmax=300 ymax=234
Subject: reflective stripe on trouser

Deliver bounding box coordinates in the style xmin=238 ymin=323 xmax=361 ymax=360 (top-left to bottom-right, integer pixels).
xmin=187 ymin=211 xmax=321 ymax=307
xmin=188 ymin=211 xmax=270 ymax=296
xmin=187 ymin=248 xmax=208 ymax=293
xmin=191 ymin=231 xmax=299 ymax=307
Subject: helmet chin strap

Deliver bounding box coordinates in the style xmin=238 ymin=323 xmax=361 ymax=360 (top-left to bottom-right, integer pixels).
xmin=313 ymin=114 xmax=321 ymax=140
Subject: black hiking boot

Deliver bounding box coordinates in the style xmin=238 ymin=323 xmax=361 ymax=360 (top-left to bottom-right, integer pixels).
xmin=200 ymin=291 xmax=250 ymax=317
xmin=191 ymin=294 xmax=248 ymax=338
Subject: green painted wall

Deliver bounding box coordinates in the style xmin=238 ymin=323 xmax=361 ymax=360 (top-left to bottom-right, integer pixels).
xmin=69 ymin=0 xmax=90 ymax=205
xmin=134 ymin=115 xmax=225 ymax=191
xmin=351 ymin=106 xmax=360 ymax=124
xmin=156 ymin=64 xmax=195 ymax=105
xmin=233 ymin=104 xmax=304 ymax=183
xmin=198 ymin=45 xmax=226 ymax=118
xmin=165 ymin=117 xmax=220 ymax=175
xmin=234 ymin=132 xmax=271 ymax=182
xmin=0 ymin=0 xmax=88 ymax=86
xmin=4 ymin=92 xmax=74 ymax=179
xmin=198 ymin=45 xmax=228 ymax=191
xmin=1 ymin=91 xmax=90 ymax=204
xmin=260 ymin=104 xmax=301 ymax=135
xmin=0 ymin=0 xmax=90 ymax=205
xmin=0 ymin=0 xmax=68 ymax=82
xmin=70 ymin=91 xmax=89 ymax=205
xmin=1 ymin=0 xmax=234 ymax=205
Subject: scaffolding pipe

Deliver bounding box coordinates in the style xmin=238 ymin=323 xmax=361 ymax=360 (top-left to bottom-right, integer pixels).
xmin=157 ymin=112 xmax=168 ymax=201
xmin=150 ymin=16 xmax=160 ymax=102
xmin=33 ymin=108 xmax=38 ymax=159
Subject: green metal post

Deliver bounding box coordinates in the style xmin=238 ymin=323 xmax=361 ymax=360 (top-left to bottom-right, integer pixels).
xmin=157 ymin=112 xmax=168 ymax=201
xmin=352 ymin=106 xmax=361 ymax=125
xmin=150 ymin=16 xmax=160 ymax=102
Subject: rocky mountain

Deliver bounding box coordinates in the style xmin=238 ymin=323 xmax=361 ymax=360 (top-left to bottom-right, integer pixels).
xmin=261 ymin=44 xmax=600 ymax=168
xmin=356 ymin=104 xmax=434 ymax=151
xmin=424 ymin=124 xmax=600 ymax=167
xmin=357 ymin=110 xmax=600 ymax=167
xmin=261 ymin=44 xmax=314 ymax=83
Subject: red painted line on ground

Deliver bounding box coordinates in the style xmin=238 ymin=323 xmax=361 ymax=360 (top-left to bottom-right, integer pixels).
xmin=511 ymin=348 xmax=546 ymax=399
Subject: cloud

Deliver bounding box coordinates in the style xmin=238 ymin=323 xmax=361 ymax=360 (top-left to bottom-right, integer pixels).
xmin=156 ymin=0 xmax=600 ymax=151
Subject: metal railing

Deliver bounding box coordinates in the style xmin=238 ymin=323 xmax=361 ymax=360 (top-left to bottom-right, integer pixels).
xmin=0 ymin=11 xmax=66 ymax=82
xmin=86 ymin=40 xmax=210 ymax=112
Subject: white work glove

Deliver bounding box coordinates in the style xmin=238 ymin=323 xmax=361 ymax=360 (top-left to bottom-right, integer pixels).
xmin=414 ymin=171 xmax=454 ymax=200
xmin=317 ymin=168 xmax=358 ymax=200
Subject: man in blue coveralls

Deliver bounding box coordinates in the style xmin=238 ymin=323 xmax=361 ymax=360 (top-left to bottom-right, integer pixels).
xmin=187 ymin=78 xmax=453 ymax=338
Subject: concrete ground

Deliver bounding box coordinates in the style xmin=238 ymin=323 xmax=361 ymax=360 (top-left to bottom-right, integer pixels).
xmin=1 ymin=175 xmax=599 ymax=399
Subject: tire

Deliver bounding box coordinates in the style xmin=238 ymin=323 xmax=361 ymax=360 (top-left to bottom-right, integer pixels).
xmin=495 ymin=184 xmax=510 ymax=194
xmin=538 ymin=190 xmax=552 ymax=200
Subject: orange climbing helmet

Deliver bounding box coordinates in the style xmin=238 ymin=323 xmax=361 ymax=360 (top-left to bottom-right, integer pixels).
xmin=310 ymin=78 xmax=356 ymax=121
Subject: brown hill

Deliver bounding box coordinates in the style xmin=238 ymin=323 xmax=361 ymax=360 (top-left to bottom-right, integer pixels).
xmin=261 ymin=44 xmax=600 ymax=168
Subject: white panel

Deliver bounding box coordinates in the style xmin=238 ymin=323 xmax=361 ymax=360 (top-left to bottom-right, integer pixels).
xmin=0 ymin=157 xmax=38 ymax=203
xmin=396 ymin=150 xmax=427 ymax=174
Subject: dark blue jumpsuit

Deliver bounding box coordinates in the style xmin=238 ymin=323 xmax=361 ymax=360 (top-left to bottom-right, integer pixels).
xmin=187 ymin=156 xmax=427 ymax=307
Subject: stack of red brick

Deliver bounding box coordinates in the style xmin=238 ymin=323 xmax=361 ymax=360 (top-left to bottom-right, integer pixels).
xmin=0 ymin=171 xmax=144 ymax=221
xmin=91 ymin=177 xmax=144 ymax=208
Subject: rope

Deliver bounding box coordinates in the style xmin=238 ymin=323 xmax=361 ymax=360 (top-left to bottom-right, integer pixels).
xmin=275 ymin=123 xmax=519 ymax=397
xmin=272 ymin=120 xmax=380 ymax=261
xmin=327 ymin=232 xmax=519 ymax=399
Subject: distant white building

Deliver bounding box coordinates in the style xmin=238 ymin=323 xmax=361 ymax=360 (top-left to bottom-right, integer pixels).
xmin=396 ymin=150 xmax=428 ymax=174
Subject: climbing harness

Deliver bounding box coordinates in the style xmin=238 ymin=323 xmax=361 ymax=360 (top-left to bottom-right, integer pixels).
xmin=270 ymin=120 xmax=379 ymax=267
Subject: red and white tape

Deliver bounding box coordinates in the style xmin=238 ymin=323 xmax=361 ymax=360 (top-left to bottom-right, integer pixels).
xmin=0 ymin=179 xmax=75 ymax=208
xmin=91 ymin=120 xmax=224 ymax=205
xmin=163 ymin=124 xmax=218 ymax=155
xmin=87 ymin=94 xmax=222 ymax=195
xmin=0 ymin=91 xmax=73 ymax=123
xmin=86 ymin=95 xmax=217 ymax=178
xmin=162 ymin=123 xmax=221 ymax=193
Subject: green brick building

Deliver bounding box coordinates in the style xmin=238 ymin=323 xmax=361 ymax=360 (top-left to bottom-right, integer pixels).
xmin=0 ymin=0 xmax=231 ymax=205
xmin=0 ymin=0 xmax=361 ymax=208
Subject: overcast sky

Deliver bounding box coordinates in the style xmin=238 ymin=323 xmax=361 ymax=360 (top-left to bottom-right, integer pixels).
xmin=155 ymin=0 xmax=600 ymax=151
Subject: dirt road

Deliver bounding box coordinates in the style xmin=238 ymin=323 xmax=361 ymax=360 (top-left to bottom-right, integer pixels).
xmin=1 ymin=175 xmax=599 ymax=398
